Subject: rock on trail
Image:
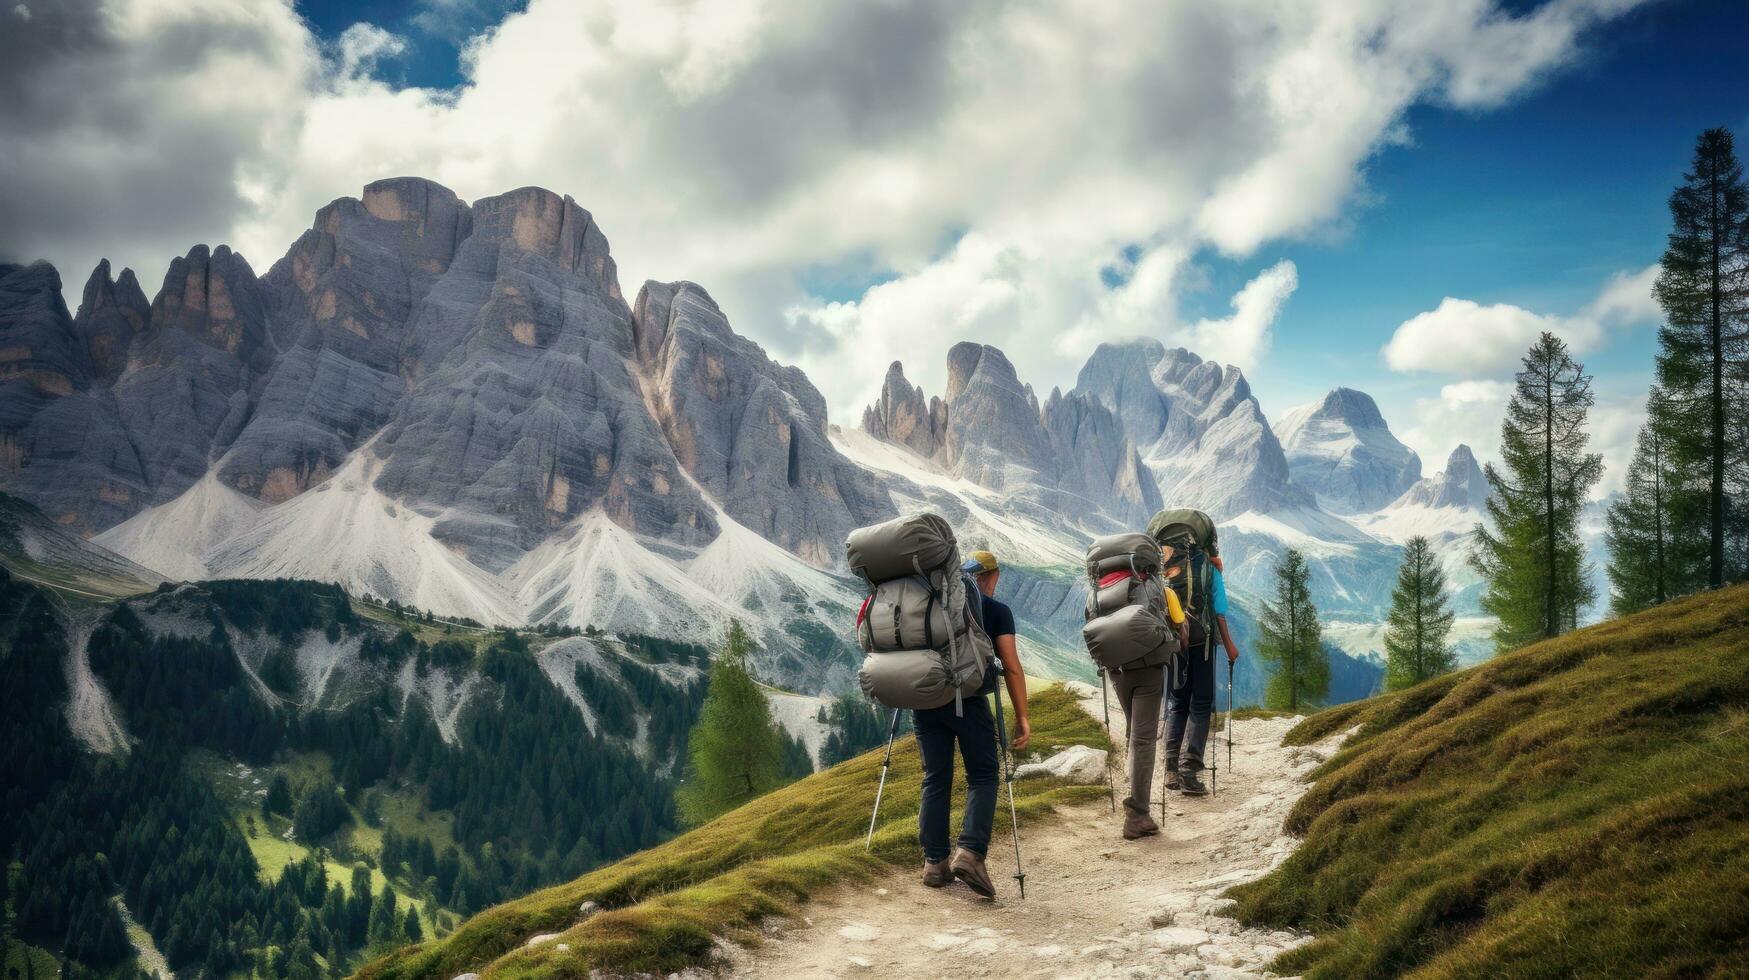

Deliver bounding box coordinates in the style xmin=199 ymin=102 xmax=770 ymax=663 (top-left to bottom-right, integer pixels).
xmin=726 ymin=688 xmax=1347 ymax=978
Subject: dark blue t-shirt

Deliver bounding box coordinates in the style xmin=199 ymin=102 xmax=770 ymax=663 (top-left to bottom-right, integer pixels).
xmin=982 ymin=596 xmax=1016 ymax=639
xmin=976 ymin=595 xmax=1014 ymax=696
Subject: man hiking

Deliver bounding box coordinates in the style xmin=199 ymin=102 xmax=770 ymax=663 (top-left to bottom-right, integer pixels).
xmin=1158 ymin=533 xmax=1240 ymax=797
xmin=917 ymin=550 xmax=1030 ymax=897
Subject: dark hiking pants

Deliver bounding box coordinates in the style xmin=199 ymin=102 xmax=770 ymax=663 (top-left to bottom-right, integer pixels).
xmin=1111 ymin=665 xmax=1164 ymax=814
xmin=914 ymin=695 xmax=998 ymax=862
xmin=1165 ymin=641 xmax=1217 ymax=772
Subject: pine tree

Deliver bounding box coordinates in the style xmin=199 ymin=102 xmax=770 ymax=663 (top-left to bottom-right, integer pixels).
xmin=262 ymin=773 xmax=293 ymax=818
xmin=1256 ymin=548 xmax=1328 ymax=711
xmin=401 ymin=905 xmax=421 ymax=943
xmin=1604 ymin=396 xmax=1709 ymax=614
xmin=1653 ymin=126 xmax=1749 ymax=588
xmin=674 ymin=622 xmax=786 ymax=825
xmin=1472 ymin=332 xmax=1603 ymax=649
xmin=1383 ymin=536 xmax=1458 ymax=691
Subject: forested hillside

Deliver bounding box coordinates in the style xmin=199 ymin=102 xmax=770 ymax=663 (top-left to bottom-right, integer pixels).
xmin=0 ymin=572 xmax=831 ymax=980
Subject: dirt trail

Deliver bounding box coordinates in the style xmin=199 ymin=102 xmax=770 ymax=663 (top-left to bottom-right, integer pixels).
xmin=728 ymin=684 xmax=1348 ymax=979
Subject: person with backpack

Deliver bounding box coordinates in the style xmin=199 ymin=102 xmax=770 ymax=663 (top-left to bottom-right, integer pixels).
xmin=1148 ymin=509 xmax=1242 ymax=797
xmin=906 ymin=549 xmax=1030 ymax=896
xmin=847 ymin=517 xmax=1025 ymax=899
xmin=1080 ymin=534 xmax=1186 ymax=839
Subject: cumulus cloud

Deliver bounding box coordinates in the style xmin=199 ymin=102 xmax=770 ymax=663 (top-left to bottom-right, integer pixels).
xmin=0 ymin=0 xmax=1648 ymax=417
xmin=1382 ymin=263 xmax=1660 ymax=376
xmin=1400 ymin=379 xmax=1514 ymax=469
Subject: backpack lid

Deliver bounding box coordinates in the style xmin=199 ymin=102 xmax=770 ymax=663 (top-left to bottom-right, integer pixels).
xmin=1085 ymin=532 xmax=1162 ymax=579
xmin=1147 ymin=508 xmax=1219 ymax=557
xmin=845 ymin=513 xmax=960 ymax=584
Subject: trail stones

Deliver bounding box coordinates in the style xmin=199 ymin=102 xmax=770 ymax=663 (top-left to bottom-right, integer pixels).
xmin=576 ymin=900 xmax=601 ymax=922
xmin=1013 ymin=744 xmax=1108 ymax=784
xmin=1149 ymin=926 xmax=1211 ymax=952
xmin=836 ymin=923 xmax=881 ymax=942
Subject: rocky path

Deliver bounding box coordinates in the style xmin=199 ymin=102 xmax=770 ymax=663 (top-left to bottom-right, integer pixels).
xmin=728 ymin=686 xmax=1348 ymax=979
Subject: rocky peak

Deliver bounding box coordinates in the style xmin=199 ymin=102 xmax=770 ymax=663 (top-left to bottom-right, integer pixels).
xmin=147 ymin=244 xmax=272 ymax=373
xmin=74 ymin=259 xmax=150 ymax=382
xmin=938 ymin=342 xmax=1052 ymax=490
xmin=1392 ymin=444 xmax=1489 ymax=511
xmin=860 ymin=361 xmax=945 ymax=459
xmin=632 ymin=279 xmax=891 ymax=566
xmin=1074 ymin=340 xmax=1309 ymax=518
xmin=469 ymin=186 xmax=621 ymax=303
xmin=1274 ymin=386 xmax=1420 ymax=514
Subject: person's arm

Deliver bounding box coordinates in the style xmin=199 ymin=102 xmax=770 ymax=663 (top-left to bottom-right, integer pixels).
xmin=995 ymin=633 xmax=1030 ymax=750
xmin=1216 ymin=614 xmax=1240 ymax=664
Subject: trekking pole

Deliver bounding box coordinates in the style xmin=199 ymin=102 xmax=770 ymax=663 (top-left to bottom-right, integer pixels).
xmin=1227 ymin=656 xmax=1235 ymax=780
xmin=992 ymin=678 xmax=1026 ymax=899
xmin=1100 ymin=669 xmax=1115 ymax=813
xmin=864 ymin=708 xmax=902 ymax=851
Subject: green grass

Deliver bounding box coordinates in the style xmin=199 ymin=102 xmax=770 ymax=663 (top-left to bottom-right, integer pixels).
xmin=356 ymin=684 xmax=1108 ymax=980
xmin=1229 ymin=583 xmax=1749 ymax=979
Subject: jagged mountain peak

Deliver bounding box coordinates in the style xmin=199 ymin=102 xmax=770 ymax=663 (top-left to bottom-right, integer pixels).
xmin=1308 ymin=386 xmax=1389 ymax=427
xmin=1074 ymin=338 xmax=1307 ymax=518
xmin=1389 ymin=443 xmax=1489 ymax=512
xmin=1274 ymin=385 xmax=1420 ymax=515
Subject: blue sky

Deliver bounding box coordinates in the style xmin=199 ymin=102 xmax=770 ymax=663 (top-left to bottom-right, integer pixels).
xmin=5 ymin=0 xmax=1745 ymax=487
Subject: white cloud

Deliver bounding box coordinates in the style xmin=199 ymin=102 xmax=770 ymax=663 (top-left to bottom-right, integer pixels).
xmin=336 ymin=23 xmax=409 ymax=82
xmin=12 ymin=4 xmax=29 ymax=22
xmin=1 ymin=0 xmax=1650 ymax=420
xmin=1382 ymin=263 xmax=1659 ymax=377
xmin=1400 ymin=379 xmax=1513 ymax=469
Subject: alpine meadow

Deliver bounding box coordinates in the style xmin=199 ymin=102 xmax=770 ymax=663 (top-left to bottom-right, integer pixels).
xmin=2 ymin=1 xmax=1747 ymax=979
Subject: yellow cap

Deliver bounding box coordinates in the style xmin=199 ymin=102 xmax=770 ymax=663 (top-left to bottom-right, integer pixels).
xmin=964 ymin=550 xmax=999 ymax=573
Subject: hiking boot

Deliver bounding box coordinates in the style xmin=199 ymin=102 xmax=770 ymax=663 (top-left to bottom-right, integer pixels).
xmin=1178 ymin=769 xmax=1208 ymax=796
xmin=950 ymin=847 xmax=996 ymax=898
xmin=1122 ymin=807 xmax=1160 ymax=840
xmin=922 ymin=857 xmax=952 ymax=888
xmin=1165 ymin=767 xmax=1181 ymax=792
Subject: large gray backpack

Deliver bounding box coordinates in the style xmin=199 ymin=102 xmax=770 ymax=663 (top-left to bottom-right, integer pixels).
xmin=848 ymin=513 xmax=992 ymax=712
xmin=1081 ymin=532 xmax=1179 ymax=672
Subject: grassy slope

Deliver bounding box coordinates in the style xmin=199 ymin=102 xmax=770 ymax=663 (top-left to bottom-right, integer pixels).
xmin=1231 ymin=583 xmax=1749 ymax=978
xmin=357 ymin=684 xmax=1108 ymax=980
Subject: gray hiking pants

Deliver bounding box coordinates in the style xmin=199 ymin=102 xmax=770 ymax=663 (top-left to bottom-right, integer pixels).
xmin=1111 ymin=665 xmax=1164 ymax=814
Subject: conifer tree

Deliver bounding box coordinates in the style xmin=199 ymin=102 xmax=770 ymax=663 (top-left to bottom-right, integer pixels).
xmin=1472 ymin=332 xmax=1603 ymax=648
xmin=1653 ymin=126 xmax=1749 ymax=588
xmin=674 ymin=622 xmax=786 ymax=825
xmin=1604 ymin=396 xmax=1709 ymax=613
xmin=1383 ymin=536 xmax=1458 ymax=691
xmin=1256 ymin=548 xmax=1328 ymax=711
xmin=402 ymin=905 xmax=422 ymax=943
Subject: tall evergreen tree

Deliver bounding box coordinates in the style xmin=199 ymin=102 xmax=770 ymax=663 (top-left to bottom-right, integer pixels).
xmin=1652 ymin=126 xmax=1749 ymax=588
xmin=1383 ymin=536 xmax=1458 ymax=691
xmin=1472 ymin=332 xmax=1603 ymax=649
xmin=674 ymin=622 xmax=786 ymax=825
xmin=1605 ymin=395 xmax=1709 ymax=614
xmin=1256 ymin=549 xmax=1328 ymax=711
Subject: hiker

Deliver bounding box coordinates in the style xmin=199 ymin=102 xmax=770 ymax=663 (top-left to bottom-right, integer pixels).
xmin=1150 ymin=511 xmax=1241 ymax=797
xmin=848 ymin=516 xmax=1024 ymax=899
xmin=912 ymin=550 xmax=1029 ymax=897
xmin=1081 ymin=533 xmax=1186 ymax=839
